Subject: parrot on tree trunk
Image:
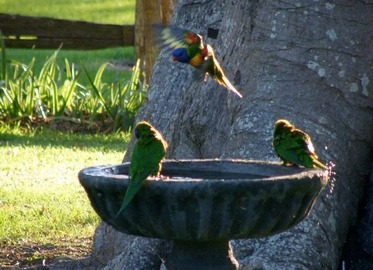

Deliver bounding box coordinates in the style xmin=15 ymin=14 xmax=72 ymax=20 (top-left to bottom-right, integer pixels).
xmin=272 ymin=119 xmax=327 ymax=170
xmin=116 ymin=121 xmax=168 ymax=217
xmin=152 ymin=25 xmax=243 ymax=98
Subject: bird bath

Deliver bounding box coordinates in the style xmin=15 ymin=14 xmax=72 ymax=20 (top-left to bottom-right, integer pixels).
xmin=79 ymin=159 xmax=328 ymax=270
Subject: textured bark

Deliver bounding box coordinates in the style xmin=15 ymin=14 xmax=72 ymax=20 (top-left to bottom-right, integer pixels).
xmin=135 ymin=0 xmax=175 ymax=83
xmin=87 ymin=0 xmax=373 ymax=269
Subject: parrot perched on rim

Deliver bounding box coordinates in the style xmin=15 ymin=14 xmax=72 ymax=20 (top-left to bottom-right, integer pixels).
xmin=152 ymin=24 xmax=243 ymax=98
xmin=116 ymin=121 xmax=168 ymax=217
xmin=272 ymin=119 xmax=327 ymax=170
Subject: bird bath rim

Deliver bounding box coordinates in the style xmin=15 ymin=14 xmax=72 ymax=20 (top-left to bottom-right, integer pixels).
xmin=79 ymin=159 xmax=328 ymax=241
xmin=80 ymin=158 xmax=326 ymax=182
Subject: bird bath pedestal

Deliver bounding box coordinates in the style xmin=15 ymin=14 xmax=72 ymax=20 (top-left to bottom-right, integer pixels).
xmin=79 ymin=159 xmax=328 ymax=270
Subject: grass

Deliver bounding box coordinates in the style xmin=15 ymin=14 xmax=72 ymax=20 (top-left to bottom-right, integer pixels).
xmin=0 ymin=0 xmax=135 ymax=24
xmin=0 ymin=0 xmax=136 ymax=84
xmin=0 ymin=1 xmax=137 ymax=266
xmin=0 ymin=125 xmax=128 ymax=245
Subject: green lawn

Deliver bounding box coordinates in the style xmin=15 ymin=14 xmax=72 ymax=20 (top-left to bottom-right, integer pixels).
xmin=0 ymin=1 xmax=136 ymax=266
xmin=0 ymin=0 xmax=136 ymax=84
xmin=0 ymin=126 xmax=129 ymax=244
xmin=0 ymin=0 xmax=135 ymax=24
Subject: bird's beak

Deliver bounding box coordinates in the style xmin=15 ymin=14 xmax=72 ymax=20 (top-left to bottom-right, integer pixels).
xmin=173 ymin=56 xmax=177 ymax=62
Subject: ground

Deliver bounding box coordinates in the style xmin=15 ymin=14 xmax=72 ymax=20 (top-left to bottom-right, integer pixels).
xmin=0 ymin=238 xmax=92 ymax=269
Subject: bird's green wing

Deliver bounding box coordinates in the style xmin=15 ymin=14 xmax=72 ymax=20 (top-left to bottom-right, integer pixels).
xmin=152 ymin=24 xmax=202 ymax=50
xmin=116 ymin=139 xmax=166 ymax=216
xmin=274 ymin=132 xmax=305 ymax=166
xmin=130 ymin=138 xmax=166 ymax=178
xmin=294 ymin=130 xmax=326 ymax=169
xmin=275 ymin=129 xmax=326 ymax=169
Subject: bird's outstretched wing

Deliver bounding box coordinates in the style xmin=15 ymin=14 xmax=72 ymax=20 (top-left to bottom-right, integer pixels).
xmin=152 ymin=24 xmax=203 ymax=51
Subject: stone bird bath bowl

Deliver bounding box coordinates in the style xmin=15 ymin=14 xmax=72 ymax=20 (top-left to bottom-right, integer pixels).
xmin=79 ymin=159 xmax=328 ymax=270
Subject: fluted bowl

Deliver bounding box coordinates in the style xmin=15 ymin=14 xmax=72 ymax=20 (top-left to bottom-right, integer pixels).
xmin=79 ymin=159 xmax=328 ymax=241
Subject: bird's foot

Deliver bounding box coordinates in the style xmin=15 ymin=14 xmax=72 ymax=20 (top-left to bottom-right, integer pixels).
xmin=154 ymin=174 xmax=169 ymax=181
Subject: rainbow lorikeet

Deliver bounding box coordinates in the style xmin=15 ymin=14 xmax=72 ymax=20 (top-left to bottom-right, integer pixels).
xmin=272 ymin=119 xmax=327 ymax=170
xmin=153 ymin=25 xmax=243 ymax=98
xmin=116 ymin=121 xmax=168 ymax=216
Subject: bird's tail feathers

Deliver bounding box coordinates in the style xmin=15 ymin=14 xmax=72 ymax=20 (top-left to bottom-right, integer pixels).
xmin=115 ymin=180 xmax=143 ymax=218
xmin=221 ymin=77 xmax=243 ymax=98
xmin=313 ymin=159 xmax=327 ymax=170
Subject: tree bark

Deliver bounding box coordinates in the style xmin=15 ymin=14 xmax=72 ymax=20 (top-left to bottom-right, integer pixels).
xmin=135 ymin=0 xmax=175 ymax=84
xmin=88 ymin=0 xmax=373 ymax=269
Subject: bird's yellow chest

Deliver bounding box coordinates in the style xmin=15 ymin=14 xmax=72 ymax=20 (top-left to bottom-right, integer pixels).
xmin=188 ymin=54 xmax=204 ymax=67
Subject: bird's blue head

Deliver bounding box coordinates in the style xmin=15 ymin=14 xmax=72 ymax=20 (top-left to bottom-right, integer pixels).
xmin=172 ymin=48 xmax=190 ymax=63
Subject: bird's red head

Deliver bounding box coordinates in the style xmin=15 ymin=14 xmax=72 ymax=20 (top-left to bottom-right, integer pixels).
xmin=185 ymin=32 xmax=197 ymax=45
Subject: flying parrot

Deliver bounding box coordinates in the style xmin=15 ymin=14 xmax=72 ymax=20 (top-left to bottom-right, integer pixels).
xmin=116 ymin=121 xmax=168 ymax=217
xmin=272 ymin=119 xmax=327 ymax=170
xmin=152 ymin=25 xmax=243 ymax=98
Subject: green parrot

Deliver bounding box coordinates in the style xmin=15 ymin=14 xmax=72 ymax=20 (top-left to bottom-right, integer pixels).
xmin=152 ymin=25 xmax=243 ymax=98
xmin=116 ymin=121 xmax=168 ymax=216
xmin=272 ymin=119 xmax=327 ymax=170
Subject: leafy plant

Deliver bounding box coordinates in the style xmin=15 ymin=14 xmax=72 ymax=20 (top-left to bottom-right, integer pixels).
xmin=82 ymin=59 xmax=147 ymax=132
xmin=0 ymin=31 xmax=6 ymax=82
xmin=0 ymin=37 xmax=147 ymax=132
xmin=0 ymin=41 xmax=82 ymax=121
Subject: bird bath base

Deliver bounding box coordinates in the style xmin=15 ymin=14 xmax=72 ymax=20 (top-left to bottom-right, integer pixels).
xmin=79 ymin=159 xmax=328 ymax=270
xmin=166 ymin=240 xmax=238 ymax=270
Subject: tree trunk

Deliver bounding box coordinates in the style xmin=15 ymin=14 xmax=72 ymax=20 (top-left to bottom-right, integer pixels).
xmin=87 ymin=0 xmax=373 ymax=269
xmin=135 ymin=0 xmax=175 ymax=84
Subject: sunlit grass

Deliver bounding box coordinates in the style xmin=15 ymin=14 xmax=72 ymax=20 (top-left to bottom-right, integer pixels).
xmin=0 ymin=126 xmax=129 ymax=244
xmin=0 ymin=0 xmax=135 ymax=24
